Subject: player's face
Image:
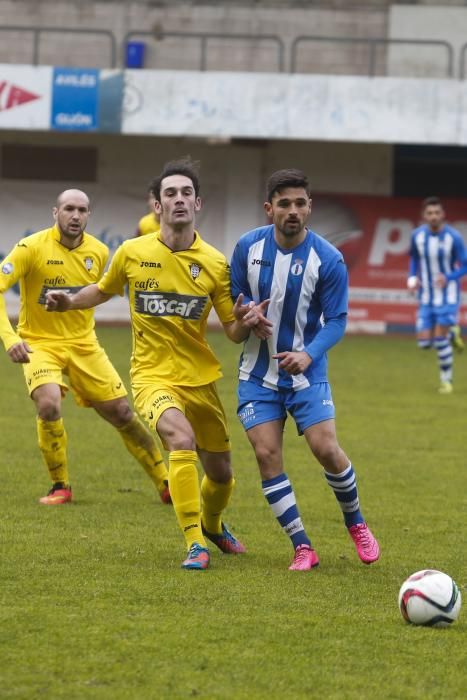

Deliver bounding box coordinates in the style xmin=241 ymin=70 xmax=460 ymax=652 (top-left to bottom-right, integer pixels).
xmin=265 ymin=187 xmax=312 ymax=241
xmin=53 ymin=191 xmax=90 ymax=241
xmin=423 ymin=204 xmax=445 ymax=232
xmin=155 ymin=175 xmax=201 ymax=229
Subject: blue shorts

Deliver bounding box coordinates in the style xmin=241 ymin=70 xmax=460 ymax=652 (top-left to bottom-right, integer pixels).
xmin=237 ymin=380 xmax=335 ymax=435
xmin=416 ymin=304 xmax=458 ymax=332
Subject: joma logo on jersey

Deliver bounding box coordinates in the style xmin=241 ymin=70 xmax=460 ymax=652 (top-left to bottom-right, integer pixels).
xmin=135 ymin=292 xmax=208 ymax=319
xmin=140 ymin=261 xmax=162 ymax=268
xmin=47 ymin=259 xmax=64 ymax=265
xmin=251 ymin=259 xmax=271 ymax=266
xmin=135 ymin=278 xmax=159 ymax=291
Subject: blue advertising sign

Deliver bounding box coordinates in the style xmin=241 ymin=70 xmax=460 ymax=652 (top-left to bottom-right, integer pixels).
xmin=51 ymin=68 xmax=99 ymax=131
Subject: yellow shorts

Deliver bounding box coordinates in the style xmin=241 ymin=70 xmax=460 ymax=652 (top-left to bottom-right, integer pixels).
xmin=23 ymin=341 xmax=127 ymax=407
xmin=134 ymin=382 xmax=231 ymax=453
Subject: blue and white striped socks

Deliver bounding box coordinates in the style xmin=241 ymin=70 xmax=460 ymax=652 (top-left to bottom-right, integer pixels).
xmin=324 ymin=463 xmax=364 ymax=528
xmin=262 ymin=473 xmax=311 ymax=549
xmin=434 ymin=336 xmax=453 ymax=382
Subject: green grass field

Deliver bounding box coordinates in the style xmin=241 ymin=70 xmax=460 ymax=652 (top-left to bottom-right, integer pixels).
xmin=0 ymin=329 xmax=465 ymax=699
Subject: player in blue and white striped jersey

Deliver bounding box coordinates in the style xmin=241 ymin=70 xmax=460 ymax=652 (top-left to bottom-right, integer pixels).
xmin=407 ymin=196 xmax=467 ymax=394
xmin=231 ymin=168 xmax=380 ymax=571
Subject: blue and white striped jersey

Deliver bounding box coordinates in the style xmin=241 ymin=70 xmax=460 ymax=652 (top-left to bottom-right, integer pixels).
xmin=230 ymin=225 xmax=348 ymax=391
xmin=409 ymin=224 xmax=466 ymax=307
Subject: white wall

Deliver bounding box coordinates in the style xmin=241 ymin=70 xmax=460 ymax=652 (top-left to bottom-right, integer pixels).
xmin=388 ymin=5 xmax=467 ymax=77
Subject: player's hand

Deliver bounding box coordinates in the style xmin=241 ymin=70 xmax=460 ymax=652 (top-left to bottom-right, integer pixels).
xmin=435 ymin=273 xmax=447 ymax=289
xmin=407 ymin=276 xmax=419 ymax=294
xmin=272 ymin=350 xmax=312 ymax=375
xmin=251 ymin=318 xmax=273 ymax=340
xmin=233 ymin=294 xmax=272 ymax=337
xmin=45 ymin=290 xmax=72 ymax=312
xmin=7 ymin=341 xmax=33 ymax=363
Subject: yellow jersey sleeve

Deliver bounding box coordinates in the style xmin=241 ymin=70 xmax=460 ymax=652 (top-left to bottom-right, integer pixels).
xmin=97 ymin=243 xmax=128 ymax=296
xmin=211 ymin=259 xmax=236 ymax=325
xmin=0 ymin=239 xmax=33 ymax=292
xmin=0 ymin=240 xmax=33 ymax=350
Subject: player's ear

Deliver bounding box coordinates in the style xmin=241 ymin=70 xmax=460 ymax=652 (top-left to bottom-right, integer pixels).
xmin=154 ymin=199 xmax=162 ymax=214
xmin=194 ymin=196 xmax=202 ymax=212
xmin=52 ymin=207 xmax=58 ymax=220
xmin=264 ymin=201 xmax=273 ymax=220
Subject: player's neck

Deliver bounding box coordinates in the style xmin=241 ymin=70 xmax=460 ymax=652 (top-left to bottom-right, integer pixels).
xmin=274 ymin=227 xmax=307 ymax=250
xmin=59 ymin=232 xmax=84 ymax=250
xmin=159 ymin=224 xmax=195 ymax=251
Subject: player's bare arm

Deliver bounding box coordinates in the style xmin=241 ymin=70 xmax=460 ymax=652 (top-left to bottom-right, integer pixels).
xmin=45 ymin=284 xmax=113 ymax=311
xmin=273 ymin=350 xmax=312 ymax=375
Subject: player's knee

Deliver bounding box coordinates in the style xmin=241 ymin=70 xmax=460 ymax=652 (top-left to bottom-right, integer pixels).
xmin=171 ymin=435 xmax=196 ymax=451
xmin=162 ymin=429 xmax=196 ymax=452
xmin=37 ymin=399 xmax=61 ymax=422
xmin=252 ymin=443 xmax=281 ymax=471
xmin=312 ymin=438 xmax=341 ymax=469
xmin=101 ymin=399 xmax=133 ymax=427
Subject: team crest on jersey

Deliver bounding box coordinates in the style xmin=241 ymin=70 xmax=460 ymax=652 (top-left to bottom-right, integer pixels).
xmin=189 ymin=263 xmax=201 ymax=279
xmin=1 ymin=262 xmax=13 ymax=275
xmin=291 ymin=259 xmax=304 ymax=276
xmin=84 ymin=257 xmax=94 ymax=271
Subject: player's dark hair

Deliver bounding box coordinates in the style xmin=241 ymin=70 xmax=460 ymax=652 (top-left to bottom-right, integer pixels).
xmin=422 ymin=196 xmax=443 ymax=209
xmin=150 ymin=157 xmax=200 ymax=202
xmin=266 ymin=169 xmax=311 ymax=203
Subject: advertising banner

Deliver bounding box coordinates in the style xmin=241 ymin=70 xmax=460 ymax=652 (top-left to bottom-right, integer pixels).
xmin=315 ymin=195 xmax=467 ymax=332
xmin=51 ymin=67 xmax=99 ymax=131
xmin=0 ymin=64 xmax=52 ymax=129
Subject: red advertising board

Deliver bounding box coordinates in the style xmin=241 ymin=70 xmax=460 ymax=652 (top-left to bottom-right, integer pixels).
xmin=314 ymin=195 xmax=467 ymax=333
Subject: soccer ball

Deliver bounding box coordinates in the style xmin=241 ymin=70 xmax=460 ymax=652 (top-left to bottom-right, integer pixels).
xmin=398 ymin=569 xmax=462 ymax=627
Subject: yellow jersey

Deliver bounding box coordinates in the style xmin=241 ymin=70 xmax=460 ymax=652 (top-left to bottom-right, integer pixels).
xmin=0 ymin=225 xmax=108 ymax=349
xmin=137 ymin=213 xmax=160 ymax=236
xmin=97 ymin=231 xmax=235 ymax=387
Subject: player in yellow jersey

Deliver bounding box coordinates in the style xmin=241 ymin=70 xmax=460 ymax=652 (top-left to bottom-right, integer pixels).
xmin=0 ymin=189 xmax=171 ymax=505
xmin=135 ymin=190 xmax=160 ymax=237
xmin=46 ymin=159 xmax=270 ymax=570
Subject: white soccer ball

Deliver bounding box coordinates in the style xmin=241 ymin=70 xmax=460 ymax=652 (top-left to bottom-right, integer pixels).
xmin=398 ymin=569 xmax=462 ymax=627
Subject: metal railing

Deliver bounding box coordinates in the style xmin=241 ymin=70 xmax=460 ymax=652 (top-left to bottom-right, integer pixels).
xmin=0 ymin=26 xmax=117 ymax=68
xmin=0 ymin=25 xmax=461 ymax=79
xmin=123 ymin=30 xmax=286 ymax=72
xmin=291 ymin=35 xmax=455 ymax=77
xmin=459 ymin=41 xmax=467 ymax=80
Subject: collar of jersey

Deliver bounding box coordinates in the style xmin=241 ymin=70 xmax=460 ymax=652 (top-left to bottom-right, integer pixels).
xmin=51 ymin=224 xmax=87 ymax=249
xmin=155 ymin=229 xmax=201 ymax=250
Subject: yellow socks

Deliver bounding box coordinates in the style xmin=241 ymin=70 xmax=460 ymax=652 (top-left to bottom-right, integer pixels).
xmin=36 ymin=417 xmax=69 ymax=485
xmin=201 ymin=475 xmax=235 ymax=534
xmin=117 ymin=415 xmax=169 ymax=494
xmin=169 ymin=450 xmax=206 ymax=549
